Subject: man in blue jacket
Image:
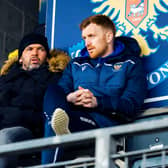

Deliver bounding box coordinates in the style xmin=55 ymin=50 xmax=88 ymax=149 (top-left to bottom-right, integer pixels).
xmin=47 ymin=14 xmax=146 ymax=162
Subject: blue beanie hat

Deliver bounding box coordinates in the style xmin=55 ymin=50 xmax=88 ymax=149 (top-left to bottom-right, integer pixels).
xmin=18 ymin=33 xmax=50 ymax=59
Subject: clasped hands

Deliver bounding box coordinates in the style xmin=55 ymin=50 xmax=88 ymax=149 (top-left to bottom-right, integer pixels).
xmin=66 ymin=86 xmax=98 ymax=108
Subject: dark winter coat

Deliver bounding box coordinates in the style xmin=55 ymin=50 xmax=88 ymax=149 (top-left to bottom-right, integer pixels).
xmin=0 ymin=63 xmax=59 ymax=137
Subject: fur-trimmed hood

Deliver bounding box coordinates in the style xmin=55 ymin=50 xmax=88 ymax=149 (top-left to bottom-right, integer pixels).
xmin=0 ymin=49 xmax=71 ymax=75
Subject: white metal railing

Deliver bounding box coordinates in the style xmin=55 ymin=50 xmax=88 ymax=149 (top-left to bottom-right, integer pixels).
xmin=0 ymin=117 xmax=168 ymax=167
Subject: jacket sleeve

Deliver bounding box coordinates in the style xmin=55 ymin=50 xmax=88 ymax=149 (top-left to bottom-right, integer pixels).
xmin=58 ymin=61 xmax=74 ymax=94
xmin=97 ymin=58 xmax=147 ymax=121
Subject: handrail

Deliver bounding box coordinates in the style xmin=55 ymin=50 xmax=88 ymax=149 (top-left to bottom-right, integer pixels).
xmin=0 ymin=118 xmax=168 ymax=167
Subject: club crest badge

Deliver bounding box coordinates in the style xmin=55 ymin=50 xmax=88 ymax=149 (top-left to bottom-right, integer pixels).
xmin=113 ymin=62 xmax=123 ymax=71
xmin=126 ymin=0 xmax=148 ymax=27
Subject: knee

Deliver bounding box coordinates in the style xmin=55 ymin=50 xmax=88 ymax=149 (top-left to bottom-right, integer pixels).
xmin=0 ymin=127 xmax=33 ymax=144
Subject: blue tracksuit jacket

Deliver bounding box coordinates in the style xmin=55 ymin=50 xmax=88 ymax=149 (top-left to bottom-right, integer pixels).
xmin=59 ymin=36 xmax=147 ymax=121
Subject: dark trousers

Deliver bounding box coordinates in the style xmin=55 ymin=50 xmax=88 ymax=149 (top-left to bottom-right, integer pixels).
xmin=0 ymin=127 xmax=34 ymax=168
xmin=42 ymin=84 xmax=120 ymax=164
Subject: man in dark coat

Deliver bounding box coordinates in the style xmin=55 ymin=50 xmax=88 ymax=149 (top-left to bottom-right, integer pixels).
xmin=0 ymin=33 xmax=60 ymax=167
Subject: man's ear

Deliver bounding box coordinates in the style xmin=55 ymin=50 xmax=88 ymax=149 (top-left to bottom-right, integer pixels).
xmin=106 ymin=31 xmax=113 ymax=43
xmin=19 ymin=58 xmax=22 ymax=64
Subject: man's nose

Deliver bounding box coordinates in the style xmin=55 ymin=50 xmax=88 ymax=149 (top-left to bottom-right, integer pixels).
xmin=32 ymin=49 xmax=38 ymax=55
xmin=85 ymin=39 xmax=91 ymax=47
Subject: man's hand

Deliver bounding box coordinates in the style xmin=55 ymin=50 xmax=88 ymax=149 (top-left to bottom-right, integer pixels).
xmin=66 ymin=86 xmax=98 ymax=108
